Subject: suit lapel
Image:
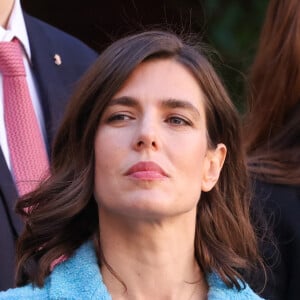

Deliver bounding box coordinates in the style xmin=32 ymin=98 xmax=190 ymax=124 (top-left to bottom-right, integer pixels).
xmin=1 ymin=13 xmax=95 ymax=236
xmin=23 ymin=13 xmax=69 ymax=152
xmin=0 ymin=13 xmax=69 ymax=235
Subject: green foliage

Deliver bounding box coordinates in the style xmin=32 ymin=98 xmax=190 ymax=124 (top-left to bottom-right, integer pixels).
xmin=202 ymin=0 xmax=268 ymax=111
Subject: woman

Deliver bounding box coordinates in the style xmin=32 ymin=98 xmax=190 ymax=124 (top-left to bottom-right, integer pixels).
xmin=243 ymin=0 xmax=300 ymax=299
xmin=0 ymin=31 xmax=263 ymax=299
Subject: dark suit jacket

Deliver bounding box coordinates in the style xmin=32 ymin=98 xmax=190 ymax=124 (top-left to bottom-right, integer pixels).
xmin=251 ymin=180 xmax=300 ymax=300
xmin=0 ymin=13 xmax=98 ymax=290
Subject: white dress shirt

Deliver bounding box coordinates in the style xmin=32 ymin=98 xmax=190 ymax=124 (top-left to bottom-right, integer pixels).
xmin=0 ymin=0 xmax=46 ymax=171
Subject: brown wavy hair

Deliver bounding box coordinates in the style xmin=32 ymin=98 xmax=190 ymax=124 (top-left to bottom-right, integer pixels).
xmin=244 ymin=0 xmax=300 ymax=185
xmin=15 ymin=30 xmax=262 ymax=289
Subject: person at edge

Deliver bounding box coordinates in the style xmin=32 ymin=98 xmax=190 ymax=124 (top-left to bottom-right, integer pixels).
xmin=243 ymin=0 xmax=300 ymax=299
xmin=0 ymin=0 xmax=98 ymax=290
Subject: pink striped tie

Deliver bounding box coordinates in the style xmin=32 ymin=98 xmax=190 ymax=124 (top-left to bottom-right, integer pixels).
xmin=0 ymin=39 xmax=49 ymax=196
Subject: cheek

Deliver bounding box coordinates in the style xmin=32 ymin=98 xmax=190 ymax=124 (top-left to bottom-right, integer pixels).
xmin=173 ymin=135 xmax=208 ymax=199
xmin=94 ymin=129 xmax=128 ymax=198
xmin=94 ymin=146 xmax=114 ymax=207
xmin=94 ymin=131 xmax=115 ymax=189
xmin=177 ymin=136 xmax=207 ymax=174
xmin=94 ymin=129 xmax=124 ymax=169
xmin=94 ymin=134 xmax=107 ymax=173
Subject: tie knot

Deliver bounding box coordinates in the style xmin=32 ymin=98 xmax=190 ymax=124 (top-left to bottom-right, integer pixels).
xmin=0 ymin=39 xmax=25 ymax=76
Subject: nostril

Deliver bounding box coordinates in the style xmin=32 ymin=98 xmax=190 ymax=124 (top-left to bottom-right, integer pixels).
xmin=135 ymin=139 xmax=157 ymax=149
xmin=137 ymin=140 xmax=144 ymax=147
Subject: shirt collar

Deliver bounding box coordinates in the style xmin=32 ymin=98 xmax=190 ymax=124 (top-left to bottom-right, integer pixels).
xmin=0 ymin=0 xmax=31 ymax=61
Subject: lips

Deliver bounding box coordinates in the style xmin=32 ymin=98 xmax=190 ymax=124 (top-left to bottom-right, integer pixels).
xmin=125 ymin=161 xmax=168 ymax=180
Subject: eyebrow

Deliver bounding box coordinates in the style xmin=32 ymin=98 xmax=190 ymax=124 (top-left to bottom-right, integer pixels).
xmin=109 ymin=96 xmax=201 ymax=119
xmin=161 ymin=98 xmax=201 ymax=119
xmin=108 ymin=96 xmax=139 ymax=108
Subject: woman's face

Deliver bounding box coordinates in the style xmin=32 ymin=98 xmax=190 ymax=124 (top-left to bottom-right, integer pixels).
xmin=94 ymin=58 xmax=225 ymax=221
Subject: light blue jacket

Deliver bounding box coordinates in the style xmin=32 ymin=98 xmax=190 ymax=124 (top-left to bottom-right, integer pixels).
xmin=0 ymin=241 xmax=264 ymax=299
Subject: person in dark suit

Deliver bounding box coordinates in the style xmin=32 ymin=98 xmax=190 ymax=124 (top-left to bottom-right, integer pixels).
xmin=243 ymin=0 xmax=300 ymax=299
xmin=0 ymin=0 xmax=98 ymax=290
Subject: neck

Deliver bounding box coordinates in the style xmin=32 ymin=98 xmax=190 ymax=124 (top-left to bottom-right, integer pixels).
xmin=98 ymin=209 xmax=208 ymax=299
xmin=0 ymin=0 xmax=14 ymax=28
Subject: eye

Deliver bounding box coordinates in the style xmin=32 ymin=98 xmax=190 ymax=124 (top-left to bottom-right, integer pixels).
xmin=107 ymin=113 xmax=133 ymax=122
xmin=166 ymin=116 xmax=191 ymax=126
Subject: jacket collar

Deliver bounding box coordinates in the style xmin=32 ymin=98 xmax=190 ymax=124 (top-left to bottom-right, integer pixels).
xmin=48 ymin=241 xmax=262 ymax=300
xmin=48 ymin=241 xmax=111 ymax=299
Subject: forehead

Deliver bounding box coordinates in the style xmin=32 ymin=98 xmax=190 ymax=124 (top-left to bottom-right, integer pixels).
xmin=112 ymin=58 xmax=206 ymax=112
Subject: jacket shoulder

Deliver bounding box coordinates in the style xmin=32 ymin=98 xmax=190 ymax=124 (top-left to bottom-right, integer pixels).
xmin=207 ymin=273 xmax=264 ymax=300
xmin=0 ymin=284 xmax=48 ymax=300
xmin=24 ymin=12 xmax=98 ymax=60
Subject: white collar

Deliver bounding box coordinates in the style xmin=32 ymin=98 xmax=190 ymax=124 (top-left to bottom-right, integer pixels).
xmin=0 ymin=0 xmax=31 ymax=61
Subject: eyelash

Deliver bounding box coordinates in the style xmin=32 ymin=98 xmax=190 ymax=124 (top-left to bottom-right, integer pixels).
xmin=106 ymin=113 xmax=192 ymax=127
xmin=107 ymin=113 xmax=133 ymax=122
xmin=166 ymin=116 xmax=192 ymax=126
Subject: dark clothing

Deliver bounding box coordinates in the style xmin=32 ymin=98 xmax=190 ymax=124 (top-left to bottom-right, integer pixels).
xmin=0 ymin=13 xmax=98 ymax=290
xmin=252 ymin=180 xmax=300 ymax=300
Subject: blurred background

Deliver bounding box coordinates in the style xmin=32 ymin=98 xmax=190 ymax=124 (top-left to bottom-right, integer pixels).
xmin=21 ymin=0 xmax=268 ymax=111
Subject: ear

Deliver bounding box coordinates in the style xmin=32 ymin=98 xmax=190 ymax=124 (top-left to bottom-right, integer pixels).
xmin=201 ymin=143 xmax=227 ymax=192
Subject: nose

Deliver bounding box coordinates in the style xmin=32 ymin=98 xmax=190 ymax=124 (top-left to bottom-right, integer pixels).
xmin=133 ymin=117 xmax=160 ymax=151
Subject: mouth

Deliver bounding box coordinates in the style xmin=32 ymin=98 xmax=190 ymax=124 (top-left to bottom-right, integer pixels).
xmin=125 ymin=161 xmax=169 ymax=180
